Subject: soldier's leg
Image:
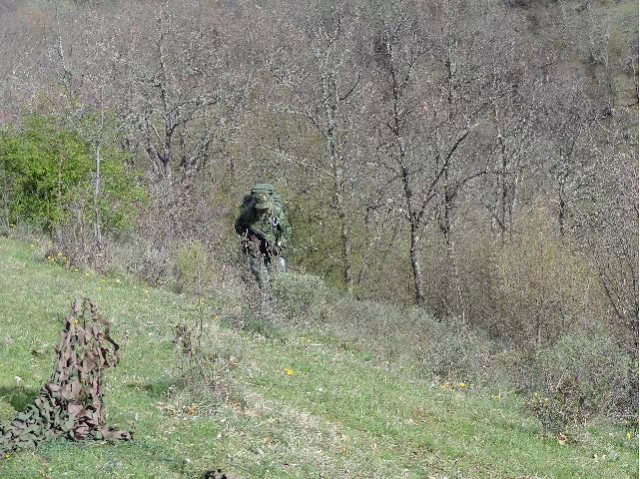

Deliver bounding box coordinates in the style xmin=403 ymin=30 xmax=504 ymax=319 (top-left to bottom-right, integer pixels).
xmin=259 ymin=256 xmax=277 ymax=324
xmin=243 ymin=238 xmax=266 ymax=288
xmin=248 ymin=253 xmax=270 ymax=289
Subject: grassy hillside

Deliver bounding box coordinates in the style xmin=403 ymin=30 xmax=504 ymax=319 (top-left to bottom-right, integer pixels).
xmin=0 ymin=237 xmax=637 ymax=478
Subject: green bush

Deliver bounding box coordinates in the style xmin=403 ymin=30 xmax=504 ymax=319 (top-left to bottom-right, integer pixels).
xmin=0 ymin=114 xmax=142 ymax=233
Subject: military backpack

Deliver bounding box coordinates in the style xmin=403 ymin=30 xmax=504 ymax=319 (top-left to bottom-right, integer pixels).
xmin=240 ymin=183 xmax=283 ymax=217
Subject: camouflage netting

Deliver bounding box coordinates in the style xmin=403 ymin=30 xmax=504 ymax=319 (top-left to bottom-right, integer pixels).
xmin=0 ymin=298 xmax=132 ymax=456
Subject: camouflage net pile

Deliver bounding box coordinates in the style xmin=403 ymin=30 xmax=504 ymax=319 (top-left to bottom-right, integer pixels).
xmin=0 ymin=298 xmax=132 ymax=456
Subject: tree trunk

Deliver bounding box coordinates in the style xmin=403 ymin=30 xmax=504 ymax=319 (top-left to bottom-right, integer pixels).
xmin=325 ymin=93 xmax=353 ymax=292
xmin=558 ymin=194 xmax=566 ymax=239
xmin=333 ymin=165 xmax=353 ymax=293
xmin=409 ymin=221 xmax=425 ymax=305
xmin=57 ymin=145 xmax=63 ymax=217
xmin=337 ymin=199 xmax=353 ymax=292
xmin=500 ymin=146 xmax=508 ymax=244
xmin=558 ymin=172 xmax=567 ymax=240
xmin=93 ymin=140 xmax=102 ymax=246
xmin=93 ymin=87 xmax=105 ymax=248
xmin=441 ymin=190 xmax=467 ymax=323
xmin=448 ymin=237 xmax=467 ymax=325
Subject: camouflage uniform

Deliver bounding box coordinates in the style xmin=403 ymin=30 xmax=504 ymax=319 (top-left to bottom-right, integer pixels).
xmin=235 ymin=190 xmax=292 ymax=288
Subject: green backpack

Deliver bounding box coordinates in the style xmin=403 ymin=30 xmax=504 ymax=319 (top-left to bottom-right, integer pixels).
xmin=241 ymin=183 xmax=283 ymax=216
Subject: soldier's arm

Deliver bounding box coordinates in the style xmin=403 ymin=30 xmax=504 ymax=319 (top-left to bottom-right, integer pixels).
xmin=235 ymin=213 xmax=248 ymax=236
xmin=277 ymin=211 xmax=292 ymax=244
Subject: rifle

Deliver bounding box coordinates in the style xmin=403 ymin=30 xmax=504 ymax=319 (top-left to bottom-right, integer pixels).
xmin=244 ymin=226 xmax=282 ymax=257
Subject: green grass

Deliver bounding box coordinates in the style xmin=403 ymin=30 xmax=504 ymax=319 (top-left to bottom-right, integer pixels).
xmin=0 ymin=237 xmax=637 ymax=478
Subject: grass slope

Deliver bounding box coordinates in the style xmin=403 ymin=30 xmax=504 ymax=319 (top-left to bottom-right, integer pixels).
xmin=0 ymin=237 xmax=637 ymax=478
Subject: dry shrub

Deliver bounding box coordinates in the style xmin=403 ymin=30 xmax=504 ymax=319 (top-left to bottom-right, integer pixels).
xmin=108 ymin=236 xmax=173 ymax=285
xmin=271 ymin=271 xmax=508 ymax=386
xmin=172 ymin=322 xmax=215 ymax=389
xmin=271 ymin=272 xmax=332 ymax=326
xmin=416 ymin=323 xmax=504 ymax=385
xmin=49 ymin=199 xmax=105 ymax=270
xmin=454 ymin=207 xmax=606 ymax=349
xmin=52 ymin=230 xmax=110 ymax=272
xmin=174 ymin=240 xmax=213 ymax=294
xmin=419 ymin=229 xmax=450 ymax=319
xmin=526 ymin=324 xmax=635 ymax=432
xmin=36 ymin=178 xmax=237 ymax=288
xmin=496 ymin=209 xmax=606 ymax=348
xmin=169 ymin=320 xmax=244 ymax=415
xmin=327 ymin=298 xmax=505 ymax=385
xmin=452 ymin=220 xmax=502 ymax=326
xmin=105 ymin=179 xmax=236 ymax=286
xmin=2 ymin=218 xmax=46 ymax=243
xmin=142 ymin=180 xmax=234 ymax=251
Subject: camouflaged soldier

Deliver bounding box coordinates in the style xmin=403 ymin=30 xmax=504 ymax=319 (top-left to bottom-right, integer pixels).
xmin=235 ymin=184 xmax=291 ymax=288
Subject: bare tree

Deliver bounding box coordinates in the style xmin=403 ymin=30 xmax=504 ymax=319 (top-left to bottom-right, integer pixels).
xmin=128 ymin=7 xmax=219 ymax=182
xmin=429 ymin=0 xmax=491 ymax=320
xmin=546 ymin=91 xmax=598 ymax=240
xmin=46 ymin=2 xmax=127 ymax=247
xmin=365 ymin=1 xmax=484 ymax=306
xmin=575 ymin=111 xmax=639 ymax=352
xmin=366 ymin=6 xmax=432 ymax=305
xmin=267 ymin=2 xmax=363 ymax=292
xmin=480 ymin=3 xmax=542 ymax=244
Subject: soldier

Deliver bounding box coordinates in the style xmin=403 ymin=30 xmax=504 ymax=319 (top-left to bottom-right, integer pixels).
xmin=235 ymin=184 xmax=291 ymax=288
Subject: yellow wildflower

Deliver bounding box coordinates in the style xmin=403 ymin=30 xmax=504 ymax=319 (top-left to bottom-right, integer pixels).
xmin=459 ymin=382 xmax=466 ymax=388
xmin=284 ymin=368 xmax=294 ymax=376
xmin=627 ymin=432 xmax=632 ymax=439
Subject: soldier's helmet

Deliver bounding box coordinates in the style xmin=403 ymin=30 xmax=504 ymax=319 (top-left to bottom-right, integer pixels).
xmin=254 ymin=191 xmax=272 ymax=210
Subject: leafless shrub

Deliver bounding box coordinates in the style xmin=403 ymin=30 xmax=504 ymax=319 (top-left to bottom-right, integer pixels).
xmin=526 ymin=325 xmax=635 ymax=433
